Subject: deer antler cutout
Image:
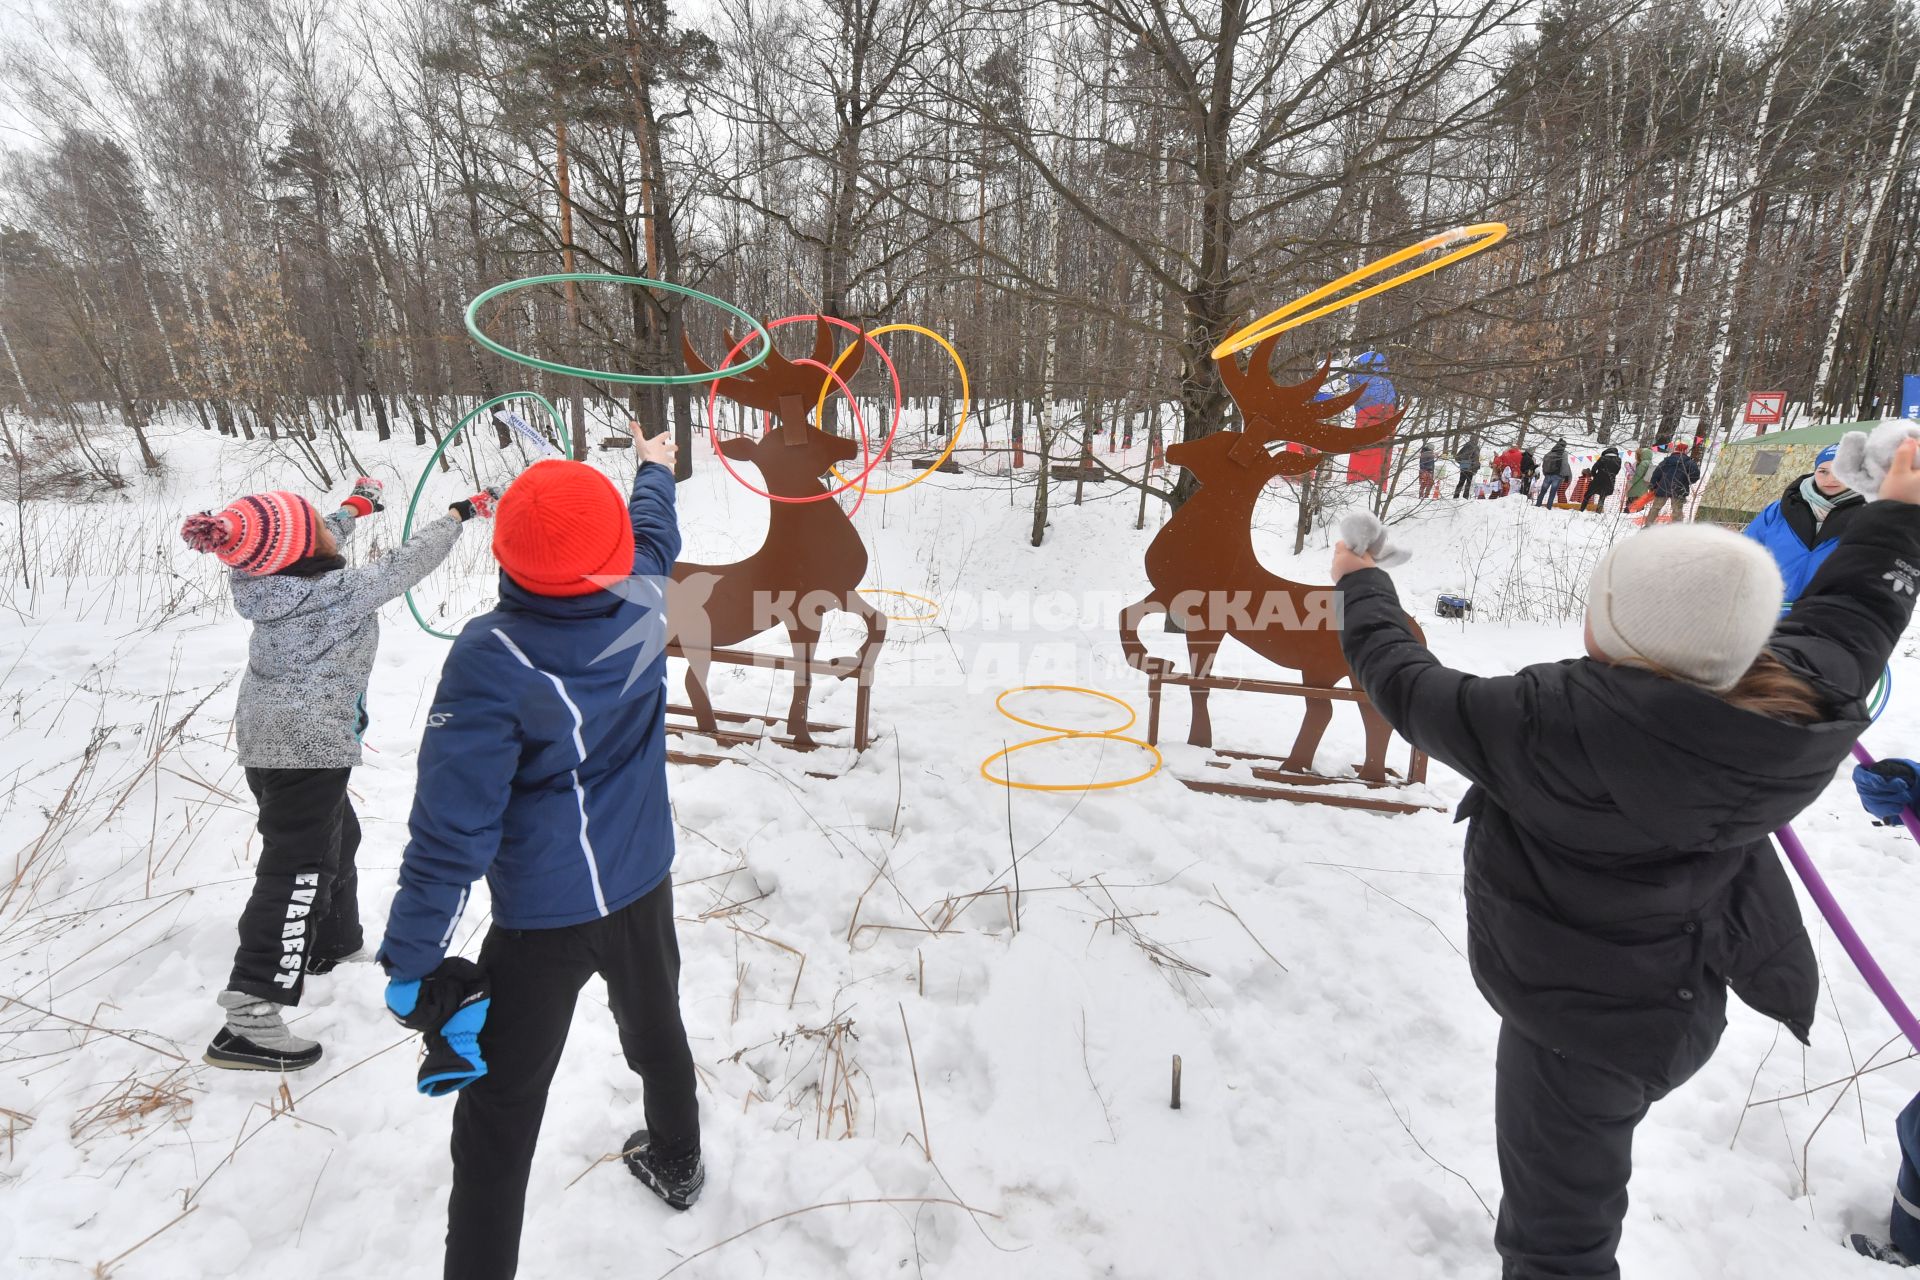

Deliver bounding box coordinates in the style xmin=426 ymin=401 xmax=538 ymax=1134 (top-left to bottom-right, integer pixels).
xmin=1220 ymin=345 xmax=1402 ymax=460
xmin=683 ymin=319 xmax=867 ymax=428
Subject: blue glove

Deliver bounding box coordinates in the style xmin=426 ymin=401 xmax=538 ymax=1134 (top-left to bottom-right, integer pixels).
xmin=1854 ymin=759 xmax=1920 ymax=826
xmin=385 ymin=978 xmax=421 ymax=1019
xmin=385 ymin=959 xmax=490 ymax=1096
xmin=426 ymin=999 xmax=490 ymax=1097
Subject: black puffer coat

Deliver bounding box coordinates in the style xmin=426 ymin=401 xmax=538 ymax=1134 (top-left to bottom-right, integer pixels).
xmin=1589 ymin=447 xmax=1623 ymax=497
xmin=1338 ymin=503 xmax=1920 ymax=1088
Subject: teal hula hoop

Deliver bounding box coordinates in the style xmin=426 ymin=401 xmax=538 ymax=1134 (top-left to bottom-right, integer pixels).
xmin=404 ymin=391 xmax=571 ymax=641
xmin=463 ymin=273 xmax=773 ymax=386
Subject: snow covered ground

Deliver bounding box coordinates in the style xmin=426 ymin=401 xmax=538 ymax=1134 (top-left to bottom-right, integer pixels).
xmin=3 ymin=413 xmax=1919 ymax=1278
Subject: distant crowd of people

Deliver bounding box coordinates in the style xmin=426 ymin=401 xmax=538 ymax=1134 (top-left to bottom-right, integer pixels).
xmin=1416 ymin=435 xmax=1703 ymax=519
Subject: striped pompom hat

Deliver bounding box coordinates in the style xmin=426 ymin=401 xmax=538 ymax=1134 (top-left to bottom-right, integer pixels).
xmin=180 ymin=492 xmax=321 ymax=576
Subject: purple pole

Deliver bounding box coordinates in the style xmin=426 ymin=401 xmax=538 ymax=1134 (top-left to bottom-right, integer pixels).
xmin=1774 ymin=822 xmax=1920 ymax=1055
xmin=1849 ymin=740 xmax=1920 ymax=849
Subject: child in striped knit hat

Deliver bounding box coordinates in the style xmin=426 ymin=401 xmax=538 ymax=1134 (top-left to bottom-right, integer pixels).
xmin=181 ymin=476 xmax=499 ymax=1071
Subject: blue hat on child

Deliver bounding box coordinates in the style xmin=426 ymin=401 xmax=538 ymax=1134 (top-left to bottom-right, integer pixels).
xmin=1815 ymin=443 xmax=1840 ymax=467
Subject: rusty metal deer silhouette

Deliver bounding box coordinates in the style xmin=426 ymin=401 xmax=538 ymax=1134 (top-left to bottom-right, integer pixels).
xmin=673 ymin=320 xmax=888 ymax=751
xmin=1119 ymin=336 xmax=1421 ymax=784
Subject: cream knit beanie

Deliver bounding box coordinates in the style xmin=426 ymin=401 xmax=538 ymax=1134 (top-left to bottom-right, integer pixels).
xmin=1586 ymin=524 xmax=1785 ymax=691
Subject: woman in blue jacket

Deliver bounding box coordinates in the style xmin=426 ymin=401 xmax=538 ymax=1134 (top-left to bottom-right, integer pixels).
xmin=1744 ymin=443 xmax=1866 ymax=602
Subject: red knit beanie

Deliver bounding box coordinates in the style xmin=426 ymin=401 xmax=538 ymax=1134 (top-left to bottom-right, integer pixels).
xmin=180 ymin=491 xmax=320 ymax=576
xmin=493 ymin=460 xmax=635 ymax=597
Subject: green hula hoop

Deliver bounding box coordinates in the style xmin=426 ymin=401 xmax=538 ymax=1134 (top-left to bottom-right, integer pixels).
xmin=464 ymin=273 xmax=773 ymax=386
xmin=404 ymin=392 xmax=571 ymax=641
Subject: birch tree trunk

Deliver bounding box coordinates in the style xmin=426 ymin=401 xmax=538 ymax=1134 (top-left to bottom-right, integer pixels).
xmin=1815 ymin=54 xmax=1920 ymax=420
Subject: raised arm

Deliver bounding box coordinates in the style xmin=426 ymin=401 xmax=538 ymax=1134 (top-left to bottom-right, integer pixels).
xmin=1337 ymin=566 xmax=1543 ymax=796
xmin=628 ymin=425 xmax=683 ymax=577
xmin=324 ymin=507 xmax=359 ymax=550
xmin=325 ymin=477 xmax=387 ymax=550
xmin=1770 ymin=500 xmax=1920 ymax=704
xmin=332 ymin=513 xmax=464 ymax=615
xmin=377 ymin=638 xmax=524 ymax=982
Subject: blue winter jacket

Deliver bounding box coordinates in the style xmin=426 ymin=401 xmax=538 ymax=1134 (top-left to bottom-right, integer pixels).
xmin=1743 ymin=475 xmax=1866 ymax=603
xmin=378 ymin=462 xmax=683 ymax=982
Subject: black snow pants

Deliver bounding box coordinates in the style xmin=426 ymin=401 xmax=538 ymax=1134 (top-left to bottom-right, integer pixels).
xmin=227 ymin=767 xmax=362 ymax=1005
xmin=444 ymin=875 xmax=700 ymax=1280
xmin=1454 ymin=467 xmax=1478 ymax=498
xmin=1493 ymin=1018 xmax=1719 ymax=1279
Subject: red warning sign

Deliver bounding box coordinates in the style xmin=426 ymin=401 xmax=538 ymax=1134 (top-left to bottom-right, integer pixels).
xmin=1744 ymin=392 xmax=1786 ymax=426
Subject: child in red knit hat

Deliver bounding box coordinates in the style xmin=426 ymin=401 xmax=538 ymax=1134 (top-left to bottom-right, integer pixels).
xmin=181 ymin=475 xmax=500 ymax=1072
xmin=377 ymin=428 xmax=702 ymax=1279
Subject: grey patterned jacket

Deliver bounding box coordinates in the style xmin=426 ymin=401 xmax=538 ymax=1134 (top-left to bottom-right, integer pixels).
xmin=230 ymin=509 xmax=464 ymax=769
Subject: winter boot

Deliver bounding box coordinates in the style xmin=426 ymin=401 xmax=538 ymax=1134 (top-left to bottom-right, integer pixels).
xmin=623 ymin=1129 xmax=704 ymax=1210
xmin=204 ymin=990 xmax=322 ymax=1072
xmin=1851 ymin=1234 xmax=1916 ymax=1267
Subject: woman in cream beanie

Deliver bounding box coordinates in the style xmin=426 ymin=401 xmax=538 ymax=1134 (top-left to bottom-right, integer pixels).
xmin=1331 ymin=438 xmax=1920 ymax=1279
xmin=1583 ymin=521 xmax=1786 ymax=691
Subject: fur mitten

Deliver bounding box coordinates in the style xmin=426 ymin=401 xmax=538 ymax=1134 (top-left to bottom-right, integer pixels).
xmin=1338 ymin=511 xmax=1412 ymax=568
xmin=1832 ymin=420 xmax=1920 ymax=499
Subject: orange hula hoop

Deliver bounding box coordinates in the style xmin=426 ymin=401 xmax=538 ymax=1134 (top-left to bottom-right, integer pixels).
xmin=979 ymin=686 xmax=1162 ymax=793
xmin=819 ymin=323 xmax=971 ymax=496
xmin=1213 ymin=222 xmax=1509 ymax=359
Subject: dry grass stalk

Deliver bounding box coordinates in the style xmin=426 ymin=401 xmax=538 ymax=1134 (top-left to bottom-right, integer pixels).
xmin=0 ymin=994 xmax=185 ymax=1063
xmin=92 ymin=1204 xmax=198 ymax=1278
xmin=1 ymin=1105 xmax=34 ymax=1159
xmin=1370 ymin=1069 xmax=1495 ymax=1221
xmin=101 ymin=679 xmax=230 ymax=826
xmin=1202 ymin=884 xmax=1288 ymax=972
xmin=725 ymin=1014 xmax=864 ymax=1140
xmin=1 ymin=726 xmax=109 ymax=922
xmin=70 ymin=1065 xmax=196 ymax=1142
xmin=696 ymin=889 xmax=772 ymax=922
xmin=1080 ymin=877 xmax=1211 ymax=996
xmin=899 ymin=1002 xmax=931 ymax=1162
xmin=727 ymin=922 xmax=806 ymax=1010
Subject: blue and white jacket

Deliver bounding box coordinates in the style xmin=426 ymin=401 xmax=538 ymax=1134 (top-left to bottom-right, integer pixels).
xmin=378 ymin=463 xmax=682 ymax=982
xmin=1743 ymin=474 xmax=1866 ymax=603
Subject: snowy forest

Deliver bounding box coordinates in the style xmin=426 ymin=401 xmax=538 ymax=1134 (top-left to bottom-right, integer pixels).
xmin=14 ymin=3 xmax=1920 ymax=1278
xmin=1 ymin=0 xmax=1918 ymax=498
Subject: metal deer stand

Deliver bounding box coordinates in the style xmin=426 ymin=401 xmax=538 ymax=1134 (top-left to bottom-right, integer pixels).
xmin=667 ymin=321 xmax=889 ymax=770
xmin=1118 ymin=338 xmax=1435 ymax=814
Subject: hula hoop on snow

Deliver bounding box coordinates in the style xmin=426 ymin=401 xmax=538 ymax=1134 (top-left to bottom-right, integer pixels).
xmin=1213 ymin=223 xmax=1509 ymax=359
xmin=465 ymin=273 xmax=773 ymax=386
xmin=979 ymin=686 xmax=1162 ymax=793
xmin=403 ymin=391 xmax=571 ymax=641
xmin=861 ymin=588 xmax=941 ymax=623
xmin=994 ymin=685 xmax=1137 ymax=736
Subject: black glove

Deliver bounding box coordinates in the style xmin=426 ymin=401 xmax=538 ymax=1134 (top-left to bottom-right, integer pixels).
xmin=449 ymin=486 xmax=503 ymax=523
xmin=385 ymin=957 xmax=491 ymax=1096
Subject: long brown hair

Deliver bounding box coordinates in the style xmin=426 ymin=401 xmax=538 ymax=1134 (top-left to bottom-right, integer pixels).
xmin=1718 ymin=651 xmax=1828 ymax=725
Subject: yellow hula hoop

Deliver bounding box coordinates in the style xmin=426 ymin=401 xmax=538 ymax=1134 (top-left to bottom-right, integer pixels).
xmin=1213 ymin=222 xmax=1509 ymax=359
xmin=994 ymin=684 xmax=1137 ymax=736
xmin=862 ymin=587 xmax=941 ymax=623
xmin=980 ymin=733 xmax=1164 ymax=793
xmin=979 ymin=685 xmax=1162 ymax=792
xmin=820 ymin=323 xmax=971 ymax=496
